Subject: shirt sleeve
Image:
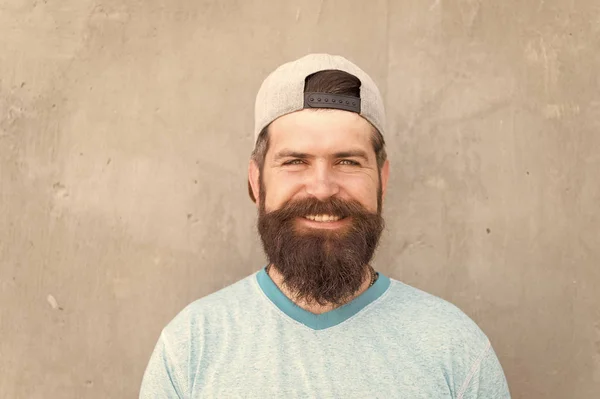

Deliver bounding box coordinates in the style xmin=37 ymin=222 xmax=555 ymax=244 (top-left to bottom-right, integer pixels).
xmin=457 ymin=341 xmax=511 ymax=399
xmin=139 ymin=331 xmax=189 ymax=399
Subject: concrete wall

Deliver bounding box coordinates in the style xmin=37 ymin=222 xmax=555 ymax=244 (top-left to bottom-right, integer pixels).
xmin=1 ymin=0 xmax=598 ymax=397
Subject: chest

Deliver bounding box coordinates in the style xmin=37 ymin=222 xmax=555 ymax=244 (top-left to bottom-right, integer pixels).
xmin=189 ymin=329 xmax=455 ymax=398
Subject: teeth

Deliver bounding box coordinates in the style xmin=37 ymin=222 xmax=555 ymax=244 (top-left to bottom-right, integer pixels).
xmin=305 ymin=214 xmax=340 ymax=222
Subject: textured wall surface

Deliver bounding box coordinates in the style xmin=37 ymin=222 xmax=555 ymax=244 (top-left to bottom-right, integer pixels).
xmin=1 ymin=1 xmax=599 ymax=398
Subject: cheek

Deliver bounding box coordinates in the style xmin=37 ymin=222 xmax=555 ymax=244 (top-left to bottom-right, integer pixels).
xmin=263 ymin=174 xmax=303 ymax=211
xmin=263 ymin=171 xmax=380 ymax=211
xmin=341 ymin=177 xmax=379 ymax=211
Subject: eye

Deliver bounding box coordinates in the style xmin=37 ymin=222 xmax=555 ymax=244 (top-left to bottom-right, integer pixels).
xmin=283 ymin=159 xmax=305 ymax=166
xmin=338 ymin=159 xmax=360 ymax=166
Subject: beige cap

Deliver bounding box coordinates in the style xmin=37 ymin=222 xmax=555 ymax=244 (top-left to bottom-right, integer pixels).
xmin=253 ymin=53 xmax=386 ymax=145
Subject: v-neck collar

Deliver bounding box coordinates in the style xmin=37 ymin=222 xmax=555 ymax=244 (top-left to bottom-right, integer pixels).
xmin=256 ymin=266 xmax=390 ymax=330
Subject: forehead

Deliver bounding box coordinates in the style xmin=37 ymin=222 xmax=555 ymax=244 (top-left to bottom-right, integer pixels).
xmin=268 ymin=109 xmax=374 ymax=155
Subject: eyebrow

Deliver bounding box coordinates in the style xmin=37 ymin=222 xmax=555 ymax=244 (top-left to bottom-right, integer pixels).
xmin=273 ymin=149 xmax=370 ymax=162
xmin=273 ymin=150 xmax=310 ymax=161
xmin=333 ymin=150 xmax=369 ymax=161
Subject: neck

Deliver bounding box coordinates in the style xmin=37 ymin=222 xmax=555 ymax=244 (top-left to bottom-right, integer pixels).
xmin=266 ymin=265 xmax=374 ymax=315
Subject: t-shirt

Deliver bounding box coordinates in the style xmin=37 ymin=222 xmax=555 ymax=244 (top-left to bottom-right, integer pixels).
xmin=139 ymin=267 xmax=510 ymax=398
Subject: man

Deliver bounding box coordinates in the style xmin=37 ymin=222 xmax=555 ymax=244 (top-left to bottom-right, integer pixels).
xmin=140 ymin=53 xmax=510 ymax=398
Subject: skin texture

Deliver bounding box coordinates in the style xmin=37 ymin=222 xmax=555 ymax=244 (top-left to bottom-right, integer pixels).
xmin=249 ymin=109 xmax=390 ymax=314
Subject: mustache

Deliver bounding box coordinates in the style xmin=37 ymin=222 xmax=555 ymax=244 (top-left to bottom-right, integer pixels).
xmin=262 ymin=197 xmax=376 ymax=220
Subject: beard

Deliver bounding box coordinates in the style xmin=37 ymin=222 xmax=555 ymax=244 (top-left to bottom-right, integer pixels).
xmin=257 ymin=189 xmax=384 ymax=306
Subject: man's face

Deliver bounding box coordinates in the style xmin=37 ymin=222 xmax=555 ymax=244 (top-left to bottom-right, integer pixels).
xmin=249 ymin=109 xmax=390 ymax=305
xmin=260 ymin=109 xmax=385 ymax=216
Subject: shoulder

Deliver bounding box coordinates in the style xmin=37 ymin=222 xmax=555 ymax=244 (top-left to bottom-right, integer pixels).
xmin=378 ymin=278 xmax=490 ymax=348
xmin=162 ymin=271 xmax=262 ymax=338
xmin=377 ymin=279 xmax=509 ymax=397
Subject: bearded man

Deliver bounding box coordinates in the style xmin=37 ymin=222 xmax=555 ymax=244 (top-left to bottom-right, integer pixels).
xmin=140 ymin=54 xmax=510 ymax=398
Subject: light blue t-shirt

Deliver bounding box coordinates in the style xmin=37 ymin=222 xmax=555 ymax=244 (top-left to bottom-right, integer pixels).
xmin=140 ymin=267 xmax=510 ymax=398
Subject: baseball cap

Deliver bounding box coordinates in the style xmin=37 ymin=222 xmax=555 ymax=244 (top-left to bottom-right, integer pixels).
xmin=253 ymin=53 xmax=386 ymax=145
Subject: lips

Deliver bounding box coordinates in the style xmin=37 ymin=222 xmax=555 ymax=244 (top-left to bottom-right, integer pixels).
xmin=304 ymin=214 xmax=342 ymax=222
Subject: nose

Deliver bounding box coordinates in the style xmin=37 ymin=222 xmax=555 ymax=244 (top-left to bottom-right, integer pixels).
xmin=304 ymin=163 xmax=339 ymax=201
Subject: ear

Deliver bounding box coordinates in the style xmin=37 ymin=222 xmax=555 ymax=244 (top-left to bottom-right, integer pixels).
xmin=380 ymin=160 xmax=390 ymax=201
xmin=248 ymin=160 xmax=261 ymax=206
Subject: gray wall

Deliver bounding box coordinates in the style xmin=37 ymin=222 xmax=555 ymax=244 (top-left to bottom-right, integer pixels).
xmin=1 ymin=1 xmax=598 ymax=398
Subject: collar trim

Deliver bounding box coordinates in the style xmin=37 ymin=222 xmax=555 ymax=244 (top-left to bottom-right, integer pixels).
xmin=256 ymin=266 xmax=390 ymax=330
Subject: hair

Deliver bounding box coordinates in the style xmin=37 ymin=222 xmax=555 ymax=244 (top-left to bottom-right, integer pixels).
xmin=248 ymin=69 xmax=387 ymax=202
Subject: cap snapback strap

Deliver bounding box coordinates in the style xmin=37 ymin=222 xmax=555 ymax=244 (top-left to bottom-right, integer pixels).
xmin=303 ymin=92 xmax=361 ymax=113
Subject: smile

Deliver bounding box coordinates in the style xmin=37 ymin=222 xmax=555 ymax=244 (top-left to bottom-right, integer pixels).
xmin=304 ymin=214 xmax=342 ymax=222
xmin=297 ymin=215 xmax=350 ymax=230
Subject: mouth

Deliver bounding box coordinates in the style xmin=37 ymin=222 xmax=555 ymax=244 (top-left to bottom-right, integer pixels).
xmin=297 ymin=214 xmax=350 ymax=230
xmin=303 ymin=214 xmax=343 ymax=222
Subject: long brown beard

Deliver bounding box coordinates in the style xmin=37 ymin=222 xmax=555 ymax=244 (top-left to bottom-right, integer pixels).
xmin=257 ymin=194 xmax=384 ymax=306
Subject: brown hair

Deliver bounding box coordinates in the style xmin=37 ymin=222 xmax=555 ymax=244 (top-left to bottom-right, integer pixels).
xmin=248 ymin=70 xmax=387 ymax=202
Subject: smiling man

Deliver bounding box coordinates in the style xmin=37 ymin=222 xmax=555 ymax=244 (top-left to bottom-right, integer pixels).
xmin=140 ymin=54 xmax=511 ymax=398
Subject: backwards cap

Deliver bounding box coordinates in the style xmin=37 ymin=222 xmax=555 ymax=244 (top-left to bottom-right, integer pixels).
xmin=253 ymin=53 xmax=386 ymax=145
